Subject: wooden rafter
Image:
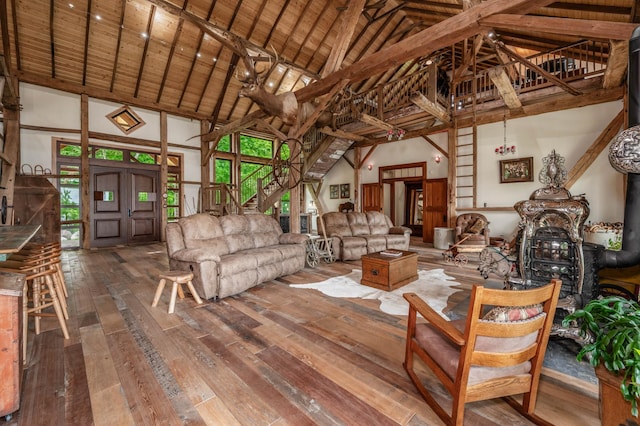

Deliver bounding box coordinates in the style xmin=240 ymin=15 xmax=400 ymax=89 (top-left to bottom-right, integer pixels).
xmin=411 ymin=92 xmax=451 ymax=122
xmin=359 ymin=113 xmax=394 ymax=130
xmin=603 ymin=40 xmax=628 ymax=90
xmin=319 ymin=127 xmax=366 ymax=142
xmin=479 ymin=15 xmax=640 ymax=41
xmin=566 ymin=110 xmax=625 ymax=189
xmin=209 ymin=53 xmax=240 ymax=131
xmin=293 ymin=80 xmax=349 ymax=140
xmin=421 ymin=135 xmax=448 ymax=158
xmin=493 ymin=41 xmax=582 ymax=96
xmin=195 ymin=46 xmax=221 ymax=112
xmin=135 ymin=5 xmax=156 ymax=98
xmin=110 ymin=0 xmax=127 ymax=93
xmin=201 ymin=110 xmax=265 ymax=165
xmin=487 ymin=67 xmax=522 ymax=110
xmin=177 ymin=1 xmax=216 ymax=108
xmin=50 ymin=0 xmax=56 ymax=79
xmin=296 ymin=0 xmax=557 ymax=103
xmin=322 ymin=0 xmax=366 ymax=78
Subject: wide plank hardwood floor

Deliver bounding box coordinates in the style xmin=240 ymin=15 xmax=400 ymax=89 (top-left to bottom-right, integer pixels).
xmin=6 ymin=238 xmax=599 ymax=425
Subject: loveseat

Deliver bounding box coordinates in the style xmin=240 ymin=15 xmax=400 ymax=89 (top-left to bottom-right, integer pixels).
xmin=321 ymin=211 xmax=411 ymax=261
xmin=166 ymin=213 xmax=308 ymax=300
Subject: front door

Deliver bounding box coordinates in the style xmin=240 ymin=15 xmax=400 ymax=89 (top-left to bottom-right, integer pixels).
xmin=90 ymin=166 xmax=159 ymax=247
xmin=361 ymin=182 xmax=381 ymax=212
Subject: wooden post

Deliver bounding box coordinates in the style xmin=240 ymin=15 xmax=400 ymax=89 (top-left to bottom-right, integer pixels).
xmin=0 ymin=77 xmax=19 ymax=226
xmin=447 ymin=126 xmax=457 ymax=228
xmin=200 ymin=120 xmax=210 ymax=213
xmin=160 ymin=111 xmax=168 ymax=239
xmin=81 ymin=94 xmax=90 ymax=249
xmin=354 ymin=147 xmax=361 ymax=212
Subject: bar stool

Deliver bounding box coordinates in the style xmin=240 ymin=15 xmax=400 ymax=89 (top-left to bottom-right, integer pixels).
xmin=152 ymin=271 xmax=203 ymax=314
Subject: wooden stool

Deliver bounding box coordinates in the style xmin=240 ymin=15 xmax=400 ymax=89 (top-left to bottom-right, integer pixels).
xmin=152 ymin=271 xmax=203 ymax=313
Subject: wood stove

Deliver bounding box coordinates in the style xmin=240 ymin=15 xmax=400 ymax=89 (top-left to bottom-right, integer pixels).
xmin=509 ymin=151 xmax=598 ymax=321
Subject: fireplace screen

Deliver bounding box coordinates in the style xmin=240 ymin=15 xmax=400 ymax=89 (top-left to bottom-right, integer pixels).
xmin=529 ymin=227 xmax=578 ymax=296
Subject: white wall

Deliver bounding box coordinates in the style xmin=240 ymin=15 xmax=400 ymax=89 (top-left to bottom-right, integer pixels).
xmin=18 ymin=83 xmax=203 ymax=215
xmin=16 ymin=83 xmax=625 ymax=239
xmin=322 ymin=100 xmax=625 ymax=239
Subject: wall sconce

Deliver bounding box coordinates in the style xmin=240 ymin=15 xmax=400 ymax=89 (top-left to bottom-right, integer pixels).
xmin=434 ymin=155 xmax=441 ymax=164
xmin=367 ymin=163 xmax=373 ymax=170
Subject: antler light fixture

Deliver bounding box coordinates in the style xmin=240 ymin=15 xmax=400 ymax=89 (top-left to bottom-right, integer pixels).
xmin=495 ymin=113 xmax=515 ymax=155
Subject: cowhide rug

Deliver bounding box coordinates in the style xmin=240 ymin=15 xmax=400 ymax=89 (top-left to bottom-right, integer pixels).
xmin=291 ymin=268 xmax=462 ymax=317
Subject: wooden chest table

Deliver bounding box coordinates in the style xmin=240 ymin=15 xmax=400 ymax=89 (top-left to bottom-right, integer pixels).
xmin=361 ymin=250 xmax=418 ymax=291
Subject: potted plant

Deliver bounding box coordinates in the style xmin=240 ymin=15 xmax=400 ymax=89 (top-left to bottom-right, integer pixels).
xmin=563 ymin=296 xmax=640 ymax=423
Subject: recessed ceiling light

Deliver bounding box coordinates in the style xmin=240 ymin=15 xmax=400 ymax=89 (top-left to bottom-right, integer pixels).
xmin=212 ymin=57 xmax=217 ymax=62
xmin=95 ymin=15 xmax=102 ymax=21
xmin=141 ymin=32 xmax=148 ymax=39
xmin=196 ymin=52 xmax=202 ymax=58
xmin=68 ymin=3 xmax=74 ymax=8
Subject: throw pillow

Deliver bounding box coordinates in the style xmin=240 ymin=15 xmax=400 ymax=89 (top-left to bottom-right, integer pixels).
xmin=466 ymin=217 xmax=486 ymax=234
xmin=482 ymin=304 xmax=543 ymax=322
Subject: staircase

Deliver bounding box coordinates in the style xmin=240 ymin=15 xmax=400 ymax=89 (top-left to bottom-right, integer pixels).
xmin=204 ymin=162 xmax=291 ymax=216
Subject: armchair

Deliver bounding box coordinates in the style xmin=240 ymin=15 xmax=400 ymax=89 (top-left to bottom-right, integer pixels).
xmin=403 ymin=279 xmax=561 ymax=426
xmin=455 ymin=213 xmax=490 ymax=246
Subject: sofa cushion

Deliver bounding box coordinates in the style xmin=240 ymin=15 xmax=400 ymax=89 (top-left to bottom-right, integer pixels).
xmin=220 ymin=215 xmax=255 ymax=252
xmin=243 ymin=247 xmax=283 ymax=266
xmin=218 ymin=253 xmax=258 ymax=277
xmin=366 ymin=211 xmax=391 ymax=235
xmin=363 ymin=235 xmax=387 ymax=253
xmin=247 ymin=215 xmax=281 ymax=247
xmin=323 ymin=212 xmax=352 ymax=237
xmin=179 ymin=214 xmax=230 ymax=256
xmin=347 ymin=212 xmax=370 ymax=236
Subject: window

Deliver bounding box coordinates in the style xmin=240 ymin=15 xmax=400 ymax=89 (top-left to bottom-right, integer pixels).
xmin=59 ymin=164 xmax=81 ymax=248
xmin=166 ymin=173 xmax=180 ymax=221
xmin=94 ymin=148 xmax=123 ymax=161
xmin=215 ymin=159 xmax=231 ymax=183
xmin=107 ymin=105 xmax=146 ymax=135
xmin=241 ymin=135 xmax=272 ymax=158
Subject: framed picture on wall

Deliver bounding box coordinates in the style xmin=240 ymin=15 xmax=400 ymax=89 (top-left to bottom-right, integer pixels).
xmin=500 ymin=157 xmax=534 ymax=183
xmin=329 ymin=185 xmax=339 ymax=199
xmin=340 ymin=183 xmax=350 ymax=199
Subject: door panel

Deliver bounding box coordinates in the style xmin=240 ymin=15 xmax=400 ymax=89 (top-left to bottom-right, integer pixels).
xmin=129 ymin=170 xmax=159 ymax=243
xmin=424 ymin=178 xmax=448 ymax=243
xmin=91 ymin=168 xmax=126 ymax=246
xmin=361 ymin=183 xmax=381 ymax=212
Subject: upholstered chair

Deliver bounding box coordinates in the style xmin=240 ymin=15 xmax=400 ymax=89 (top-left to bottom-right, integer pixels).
xmin=455 ymin=213 xmax=490 ymax=246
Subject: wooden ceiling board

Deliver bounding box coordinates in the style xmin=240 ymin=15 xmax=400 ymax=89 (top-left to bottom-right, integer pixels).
xmin=13 ymin=0 xmax=51 ymax=74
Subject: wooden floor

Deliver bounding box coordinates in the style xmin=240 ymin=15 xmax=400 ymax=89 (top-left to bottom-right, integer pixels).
xmin=7 ymin=238 xmax=600 ymax=425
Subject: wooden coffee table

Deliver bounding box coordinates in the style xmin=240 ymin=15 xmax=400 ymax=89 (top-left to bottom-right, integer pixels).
xmin=361 ymin=250 xmax=418 ymax=291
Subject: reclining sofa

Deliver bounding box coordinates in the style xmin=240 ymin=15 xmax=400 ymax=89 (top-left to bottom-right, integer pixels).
xmin=166 ymin=213 xmax=308 ymax=300
xmin=321 ymin=211 xmax=411 ymax=261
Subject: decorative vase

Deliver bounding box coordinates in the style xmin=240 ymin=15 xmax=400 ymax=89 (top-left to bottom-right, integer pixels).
xmin=595 ymin=365 xmax=639 ymax=425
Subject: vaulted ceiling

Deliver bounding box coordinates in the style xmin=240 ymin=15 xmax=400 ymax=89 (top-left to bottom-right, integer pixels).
xmin=1 ymin=0 xmax=639 ymax=133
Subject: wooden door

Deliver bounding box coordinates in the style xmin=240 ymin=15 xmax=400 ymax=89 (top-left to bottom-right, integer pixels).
xmin=91 ymin=167 xmax=127 ymax=247
xmin=423 ymin=178 xmax=448 ymax=243
xmin=90 ymin=166 xmax=159 ymax=247
xmin=361 ymin=183 xmax=381 ymax=212
xmin=128 ymin=170 xmax=160 ymax=243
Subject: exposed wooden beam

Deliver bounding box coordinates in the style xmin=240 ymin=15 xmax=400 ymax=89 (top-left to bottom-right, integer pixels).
xmin=359 ymin=113 xmax=394 ymax=131
xmin=319 ymin=127 xmax=366 ymax=142
xmin=254 ymin=119 xmax=288 ymax=141
xmin=50 ymin=0 xmax=56 ymax=79
xmin=156 ymin=0 xmax=186 ymax=103
xmin=144 ymin=0 xmax=318 ymax=80
xmin=135 ymin=5 xmax=156 ymax=98
xmin=566 ymin=110 xmax=625 ymax=189
xmin=421 ymin=135 xmax=448 ymax=158
xmin=487 ymin=67 xmax=523 ymax=110
xmin=479 ymin=15 xmax=640 ymax=41
xmin=110 ymin=0 xmax=126 ymax=93
xmin=322 ymin=0 xmax=366 ymax=78
xmin=201 ymin=110 xmax=265 ymax=165
xmin=410 ymin=92 xmax=451 ymax=123
xmin=603 ymin=40 xmax=628 ymax=89
xmin=296 ymin=0 xmax=556 ymax=102
xmin=294 ymin=80 xmax=349 ymax=140
xmin=493 ymin=41 xmax=582 ymax=96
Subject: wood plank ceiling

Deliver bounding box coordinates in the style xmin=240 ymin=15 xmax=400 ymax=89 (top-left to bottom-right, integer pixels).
xmin=1 ymin=0 xmax=639 ymax=134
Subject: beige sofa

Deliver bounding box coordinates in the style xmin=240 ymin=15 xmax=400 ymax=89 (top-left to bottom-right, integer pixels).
xmin=321 ymin=211 xmax=411 ymax=261
xmin=166 ymin=213 xmax=308 ymax=300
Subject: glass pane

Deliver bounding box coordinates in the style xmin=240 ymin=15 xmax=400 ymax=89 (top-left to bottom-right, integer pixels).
xmin=167 ymin=155 xmax=180 ymax=167
xmin=240 ymin=134 xmax=273 ymax=158
xmin=59 ymin=144 xmax=82 ymax=157
xmin=103 ymin=191 xmax=114 ymax=201
xmin=218 ymin=134 xmax=231 ymax=152
xmin=94 ymin=148 xmax=123 ymax=161
xmin=130 ymin=152 xmax=156 ymax=164
xmin=278 ymin=142 xmax=290 ymax=160
xmin=138 ymin=192 xmax=148 ymax=202
xmin=61 ymin=223 xmax=81 ymax=249
xmin=215 ymin=159 xmax=231 ymax=183
xmin=60 ymin=165 xmax=80 ymax=185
